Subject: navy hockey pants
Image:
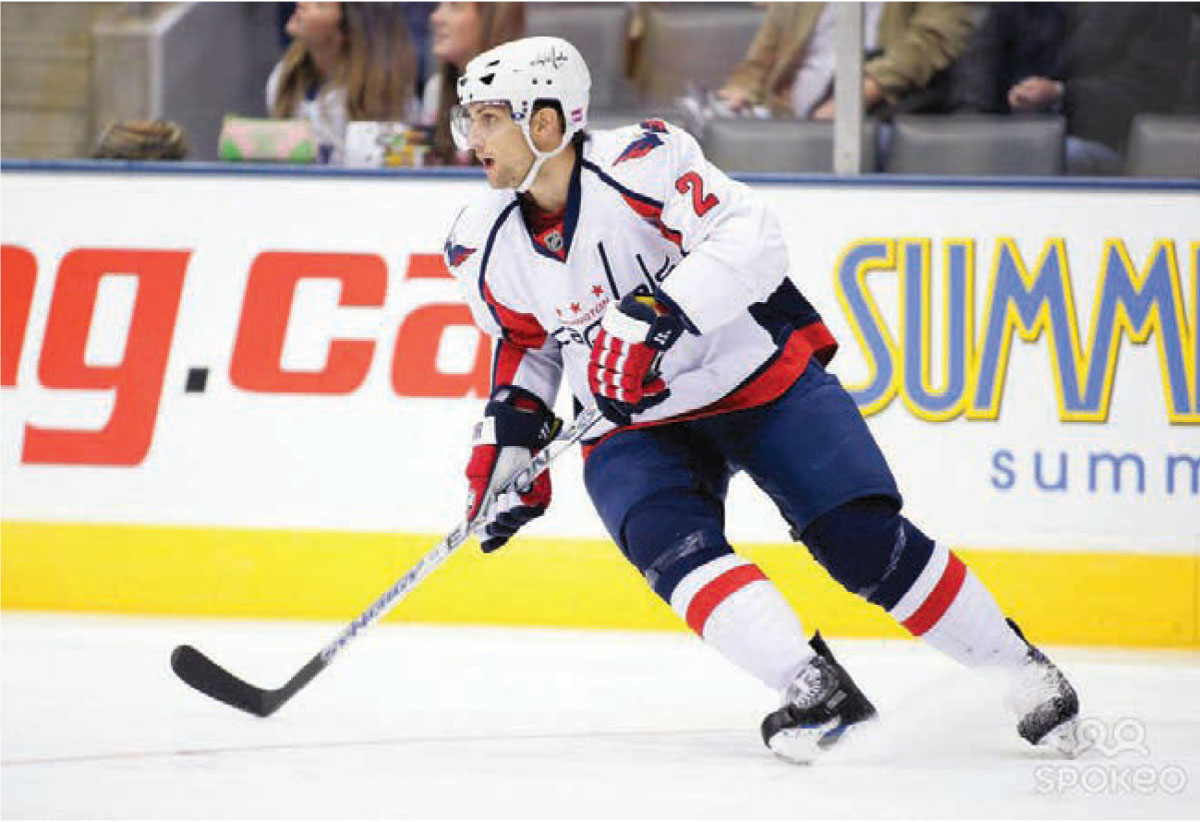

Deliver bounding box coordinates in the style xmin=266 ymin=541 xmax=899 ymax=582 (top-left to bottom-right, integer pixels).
xmin=584 ymin=359 xmax=916 ymax=605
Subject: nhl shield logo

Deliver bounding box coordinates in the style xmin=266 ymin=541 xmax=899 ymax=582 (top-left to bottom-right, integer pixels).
xmin=545 ymin=229 xmax=564 ymax=252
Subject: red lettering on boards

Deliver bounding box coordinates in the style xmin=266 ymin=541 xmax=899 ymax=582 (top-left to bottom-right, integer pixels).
xmin=24 ymin=248 xmax=190 ymax=466
xmin=7 ymin=248 xmax=493 ymax=467
xmin=404 ymin=253 xmax=452 ymax=280
xmin=1 ymin=244 xmax=38 ymax=387
xmin=392 ymin=303 xmax=491 ymax=398
xmin=230 ymin=251 xmax=387 ymax=394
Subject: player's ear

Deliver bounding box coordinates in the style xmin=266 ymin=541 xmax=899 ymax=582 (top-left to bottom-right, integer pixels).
xmin=532 ymin=106 xmax=557 ymax=138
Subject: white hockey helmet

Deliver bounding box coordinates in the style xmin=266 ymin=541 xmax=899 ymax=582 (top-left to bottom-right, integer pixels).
xmin=453 ymin=36 xmax=591 ymax=191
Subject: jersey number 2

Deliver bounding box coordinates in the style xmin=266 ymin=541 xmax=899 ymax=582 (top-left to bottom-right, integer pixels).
xmin=675 ymin=172 xmax=719 ymax=216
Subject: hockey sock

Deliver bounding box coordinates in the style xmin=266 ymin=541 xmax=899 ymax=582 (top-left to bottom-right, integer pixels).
xmin=668 ymin=554 xmax=814 ymax=691
xmin=889 ymin=542 xmax=1028 ymax=668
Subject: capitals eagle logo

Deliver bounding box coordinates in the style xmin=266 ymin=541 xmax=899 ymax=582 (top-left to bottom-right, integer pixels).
xmin=444 ymin=241 xmax=477 ymax=268
xmin=615 ymin=131 xmax=664 ymax=164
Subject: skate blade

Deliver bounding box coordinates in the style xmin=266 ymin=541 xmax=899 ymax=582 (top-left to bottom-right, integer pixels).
xmin=767 ymin=720 xmax=841 ymax=765
xmin=1038 ymin=717 xmax=1082 ymax=758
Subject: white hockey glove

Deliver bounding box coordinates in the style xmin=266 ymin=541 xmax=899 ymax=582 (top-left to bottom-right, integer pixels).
xmin=588 ymin=292 xmax=684 ymax=426
xmin=465 ymin=385 xmax=561 ymax=552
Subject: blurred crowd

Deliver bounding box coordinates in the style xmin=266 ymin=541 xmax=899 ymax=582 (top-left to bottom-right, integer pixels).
xmin=252 ymin=2 xmax=1199 ymax=174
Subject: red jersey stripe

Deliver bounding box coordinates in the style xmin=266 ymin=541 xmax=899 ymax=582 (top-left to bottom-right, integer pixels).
xmin=620 ymin=193 xmax=683 ymax=248
xmin=482 ymin=280 xmax=547 ymax=349
xmin=701 ymin=324 xmax=821 ymax=416
xmin=492 ymin=339 xmax=526 ymax=387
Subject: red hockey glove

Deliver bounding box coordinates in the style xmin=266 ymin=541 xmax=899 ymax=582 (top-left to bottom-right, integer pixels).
xmin=588 ymin=292 xmax=684 ymax=426
xmin=465 ymin=385 xmax=562 ymax=552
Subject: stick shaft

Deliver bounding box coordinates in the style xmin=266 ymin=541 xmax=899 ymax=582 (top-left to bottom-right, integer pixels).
xmin=317 ymin=406 xmax=603 ymax=665
xmin=172 ymin=407 xmax=603 ymax=716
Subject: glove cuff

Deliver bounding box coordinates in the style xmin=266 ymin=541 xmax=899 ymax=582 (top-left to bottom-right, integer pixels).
xmin=482 ymin=385 xmax=561 ymax=450
xmin=603 ymin=293 xmax=685 ymax=351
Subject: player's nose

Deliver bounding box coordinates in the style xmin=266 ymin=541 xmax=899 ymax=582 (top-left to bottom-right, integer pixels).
xmin=467 ymin=120 xmax=486 ymax=152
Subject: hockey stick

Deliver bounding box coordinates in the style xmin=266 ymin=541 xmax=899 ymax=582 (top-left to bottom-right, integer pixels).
xmin=171 ymin=406 xmax=605 ymax=718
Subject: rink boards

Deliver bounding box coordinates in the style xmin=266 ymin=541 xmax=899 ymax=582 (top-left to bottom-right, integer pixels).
xmin=1 ymin=163 xmax=1197 ymax=647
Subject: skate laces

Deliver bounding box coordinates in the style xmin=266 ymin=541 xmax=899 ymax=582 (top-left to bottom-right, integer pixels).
xmin=784 ymin=656 xmax=837 ymax=710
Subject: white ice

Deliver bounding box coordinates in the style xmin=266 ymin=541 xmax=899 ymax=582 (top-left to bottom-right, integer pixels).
xmin=2 ymin=612 xmax=1198 ymax=819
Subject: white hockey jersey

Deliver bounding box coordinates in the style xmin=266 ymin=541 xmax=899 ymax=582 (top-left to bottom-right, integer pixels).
xmin=443 ymin=119 xmax=837 ymax=440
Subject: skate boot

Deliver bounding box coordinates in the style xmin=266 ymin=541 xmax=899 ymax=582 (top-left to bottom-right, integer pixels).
xmin=760 ymin=632 xmax=878 ymax=763
xmin=1005 ymin=619 xmax=1080 ymax=753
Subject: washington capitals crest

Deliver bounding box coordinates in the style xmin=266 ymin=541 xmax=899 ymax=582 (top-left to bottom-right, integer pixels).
xmin=615 ymin=130 xmax=664 ymax=164
xmin=443 ymin=240 xmax=477 ymax=269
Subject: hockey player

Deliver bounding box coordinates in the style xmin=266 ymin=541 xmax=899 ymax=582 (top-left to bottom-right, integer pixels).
xmin=443 ymin=36 xmax=1078 ymax=762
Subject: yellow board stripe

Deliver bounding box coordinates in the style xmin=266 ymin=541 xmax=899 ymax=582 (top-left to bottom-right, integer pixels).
xmin=2 ymin=521 xmax=1196 ymax=648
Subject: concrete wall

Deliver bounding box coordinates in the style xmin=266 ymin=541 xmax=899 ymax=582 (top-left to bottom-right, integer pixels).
xmin=0 ymin=2 xmax=122 ymax=158
xmin=2 ymin=2 xmax=280 ymax=161
xmin=93 ymin=2 xmax=280 ymax=161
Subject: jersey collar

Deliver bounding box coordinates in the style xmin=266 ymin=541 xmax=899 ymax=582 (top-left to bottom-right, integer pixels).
xmin=517 ymin=148 xmax=582 ymax=264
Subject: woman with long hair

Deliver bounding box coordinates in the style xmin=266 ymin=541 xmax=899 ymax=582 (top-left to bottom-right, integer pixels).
xmin=267 ymin=2 xmax=417 ymax=163
xmin=424 ymin=2 xmax=525 ymax=164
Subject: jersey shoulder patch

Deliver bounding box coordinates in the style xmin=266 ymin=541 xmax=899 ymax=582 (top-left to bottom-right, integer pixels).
xmin=615 ymin=129 xmax=665 ymax=165
xmin=442 ymin=190 xmax=516 ymax=274
xmin=590 ymin=119 xmax=690 ymax=170
xmin=603 ymin=117 xmax=677 ymax=166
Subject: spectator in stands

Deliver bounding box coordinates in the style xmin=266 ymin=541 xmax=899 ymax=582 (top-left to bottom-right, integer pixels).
xmin=267 ymin=2 xmax=417 ymax=164
xmin=717 ymin=3 xmax=976 ymax=119
xmin=401 ymin=3 xmax=436 ymax=94
xmin=423 ymin=2 xmax=525 ymax=165
xmin=948 ymin=3 xmax=1189 ymax=174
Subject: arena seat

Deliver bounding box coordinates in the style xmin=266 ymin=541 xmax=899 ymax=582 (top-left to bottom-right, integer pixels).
xmin=885 ymin=114 xmax=1066 ymax=175
xmin=702 ymin=118 xmax=879 ymax=173
xmin=635 ymin=3 xmax=765 ymax=105
xmin=587 ymin=109 xmax=674 ymax=132
xmin=1124 ymin=114 xmax=1200 ymax=178
xmin=1176 ymin=10 xmax=1200 ymax=114
xmin=527 ymin=2 xmax=636 ymax=111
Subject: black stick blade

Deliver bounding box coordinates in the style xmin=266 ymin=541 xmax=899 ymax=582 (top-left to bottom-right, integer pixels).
xmin=171 ymin=644 xmax=273 ymax=717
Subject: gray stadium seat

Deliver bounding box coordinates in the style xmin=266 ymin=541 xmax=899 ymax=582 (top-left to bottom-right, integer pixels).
xmin=886 ymin=114 xmax=1066 ymax=175
xmin=527 ymin=3 xmax=636 ymax=110
xmin=702 ymin=118 xmax=878 ymax=173
xmin=1124 ymin=114 xmax=1200 ymax=178
xmin=1177 ymin=11 xmax=1200 ymax=114
xmin=635 ymin=3 xmax=765 ymax=105
xmin=586 ymin=109 xmax=672 ymax=132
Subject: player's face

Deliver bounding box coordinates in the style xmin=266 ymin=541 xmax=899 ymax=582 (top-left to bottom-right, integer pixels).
xmin=462 ymin=103 xmax=534 ymax=189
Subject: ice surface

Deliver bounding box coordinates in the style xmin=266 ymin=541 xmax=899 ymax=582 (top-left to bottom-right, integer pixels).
xmin=2 ymin=613 xmax=1197 ymax=819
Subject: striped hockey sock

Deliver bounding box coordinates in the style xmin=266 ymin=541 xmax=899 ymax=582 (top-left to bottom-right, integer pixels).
xmin=889 ymin=542 xmax=1028 ymax=667
xmin=668 ymin=554 xmax=814 ymax=691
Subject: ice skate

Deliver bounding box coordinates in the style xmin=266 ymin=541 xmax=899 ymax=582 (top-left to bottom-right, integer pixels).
xmin=761 ymin=632 xmax=878 ymax=764
xmin=1005 ymin=619 xmax=1080 ymax=754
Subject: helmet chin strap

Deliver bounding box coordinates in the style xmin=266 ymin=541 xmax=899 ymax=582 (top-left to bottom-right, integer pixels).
xmin=513 ymin=125 xmax=572 ymax=194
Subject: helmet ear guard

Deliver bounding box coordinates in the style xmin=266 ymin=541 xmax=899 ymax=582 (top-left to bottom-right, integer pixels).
xmin=454 ymin=37 xmax=591 ymax=191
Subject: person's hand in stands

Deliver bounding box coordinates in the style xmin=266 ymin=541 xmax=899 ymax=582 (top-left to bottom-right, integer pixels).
xmin=716 ymin=86 xmax=754 ymax=111
xmin=1008 ymin=76 xmax=1063 ymax=112
xmin=810 ymin=75 xmax=884 ymax=120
